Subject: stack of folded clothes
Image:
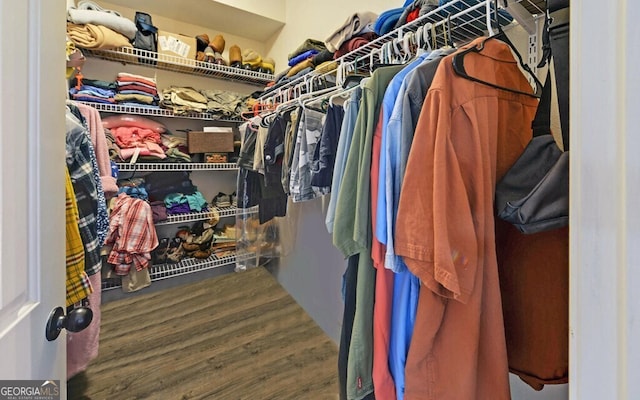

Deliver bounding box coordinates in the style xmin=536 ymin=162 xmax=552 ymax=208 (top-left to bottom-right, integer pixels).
xmin=66 ymin=0 xmax=135 ymax=50
xmin=102 ymin=115 xmax=164 ymax=162
xmin=160 ymin=86 xmax=209 ymax=115
xmin=262 ymin=39 xmax=336 ymax=95
xmin=102 ymin=114 xmax=193 ymax=163
xmin=200 ymin=89 xmax=248 ymax=119
xmin=325 ymin=11 xmax=381 ymax=59
xmin=325 ymin=11 xmax=379 ymax=55
xmin=115 ymin=72 xmax=159 ymax=107
xmin=69 ymin=77 xmax=117 ymax=104
xmin=143 ymin=171 xmax=209 ymax=215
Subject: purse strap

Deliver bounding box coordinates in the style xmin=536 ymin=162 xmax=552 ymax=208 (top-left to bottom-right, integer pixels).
xmin=135 ymin=13 xmax=158 ymax=34
xmin=531 ymin=71 xmax=552 ymax=138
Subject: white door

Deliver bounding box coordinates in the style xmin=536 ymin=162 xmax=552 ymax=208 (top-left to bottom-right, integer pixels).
xmin=0 ymin=0 xmax=67 ymax=393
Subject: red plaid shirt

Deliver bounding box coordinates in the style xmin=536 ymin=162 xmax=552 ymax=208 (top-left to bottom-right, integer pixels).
xmin=106 ymin=193 xmax=158 ymax=275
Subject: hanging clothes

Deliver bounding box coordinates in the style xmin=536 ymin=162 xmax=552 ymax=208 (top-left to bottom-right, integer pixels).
xmin=333 ymin=64 xmax=404 ymax=400
xmin=395 ymin=37 xmax=538 ymax=400
xmin=65 ymin=168 xmax=93 ymax=307
xmin=325 ymin=88 xmax=362 ymax=234
xmin=378 ymin=49 xmax=454 ymax=400
xmin=65 ymin=106 xmax=106 ymax=276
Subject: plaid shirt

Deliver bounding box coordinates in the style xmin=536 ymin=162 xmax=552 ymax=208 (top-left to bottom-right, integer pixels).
xmin=65 ymin=169 xmax=93 ymax=307
xmin=106 ymin=193 xmax=158 ymax=275
xmin=66 ymin=113 xmax=104 ymax=276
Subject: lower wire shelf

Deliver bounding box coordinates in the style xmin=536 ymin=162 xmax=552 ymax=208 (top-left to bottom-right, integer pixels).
xmin=101 ymin=251 xmax=256 ymax=291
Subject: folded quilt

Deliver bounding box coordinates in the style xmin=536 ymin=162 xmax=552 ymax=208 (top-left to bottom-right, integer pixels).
xmin=67 ymin=22 xmax=132 ymax=50
xmin=67 ymin=6 xmax=137 ymax=40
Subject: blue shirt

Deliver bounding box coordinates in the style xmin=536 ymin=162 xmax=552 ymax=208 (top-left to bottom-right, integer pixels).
xmin=382 ymin=49 xmax=452 ymax=400
xmin=325 ymin=87 xmax=362 ymax=233
xmin=375 ymin=52 xmax=431 ymax=272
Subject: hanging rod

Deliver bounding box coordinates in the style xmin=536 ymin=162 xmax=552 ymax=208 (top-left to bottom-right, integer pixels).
xmin=258 ymin=0 xmax=539 ymax=105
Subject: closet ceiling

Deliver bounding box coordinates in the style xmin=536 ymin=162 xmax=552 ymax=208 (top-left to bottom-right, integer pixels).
xmin=104 ymin=0 xmax=286 ymax=41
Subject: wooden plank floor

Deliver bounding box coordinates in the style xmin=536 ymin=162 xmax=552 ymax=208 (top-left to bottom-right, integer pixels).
xmin=68 ymin=267 xmax=339 ymax=399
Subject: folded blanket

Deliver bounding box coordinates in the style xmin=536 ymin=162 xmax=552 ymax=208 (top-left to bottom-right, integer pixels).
xmin=324 ymin=12 xmax=378 ymax=53
xmin=288 ymin=49 xmax=319 ymax=67
xmin=67 ymin=22 xmax=132 ymax=50
xmin=334 ymin=32 xmax=379 ymax=59
xmin=117 ymin=81 xmax=157 ymax=91
xmin=70 ymin=85 xmax=116 ymax=99
xmin=67 ymin=2 xmax=137 ymax=40
xmin=70 ymin=77 xmax=117 ymax=91
xmin=71 ymin=93 xmax=116 ymax=103
xmin=288 ymin=39 xmax=327 ymax=61
xmin=114 ymin=93 xmax=157 ymax=105
xmin=374 ymin=8 xmax=404 ymax=35
xmin=117 ymin=72 xmax=157 ymax=87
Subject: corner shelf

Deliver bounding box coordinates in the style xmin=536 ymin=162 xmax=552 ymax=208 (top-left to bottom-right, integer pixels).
xmin=76 ymin=101 xmax=246 ymax=123
xmin=81 ymin=47 xmax=274 ymax=86
xmin=116 ymin=162 xmax=238 ymax=172
xmin=101 ymin=251 xmax=256 ymax=290
xmin=155 ymin=205 xmax=257 ymax=226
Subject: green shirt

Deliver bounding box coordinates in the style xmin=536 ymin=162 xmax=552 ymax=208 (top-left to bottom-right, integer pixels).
xmin=333 ymin=65 xmax=404 ymax=400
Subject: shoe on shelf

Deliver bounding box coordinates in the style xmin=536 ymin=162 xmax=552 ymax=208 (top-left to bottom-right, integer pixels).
xmin=213 ymin=192 xmax=231 ymax=208
xmin=229 ymin=44 xmax=242 ymax=68
xmin=242 ymin=48 xmax=262 ymax=71
xmin=258 ymin=57 xmax=275 ymax=74
xmin=166 ymin=238 xmax=185 ymax=264
xmin=152 ymin=237 xmax=170 ymax=264
xmin=196 ymin=33 xmax=210 ymax=53
xmin=210 ymin=34 xmax=225 ymax=54
xmin=230 ymin=192 xmax=237 ymax=207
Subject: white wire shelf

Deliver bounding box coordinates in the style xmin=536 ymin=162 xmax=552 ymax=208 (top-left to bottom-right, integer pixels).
xmin=115 ymin=162 xmax=238 ymax=171
xmin=101 ymin=251 xmax=256 ymax=290
xmin=155 ymin=205 xmax=252 ymax=226
xmin=259 ymin=0 xmax=517 ymax=103
xmin=75 ymin=101 xmax=246 ymax=123
xmin=81 ymin=47 xmax=274 ymax=86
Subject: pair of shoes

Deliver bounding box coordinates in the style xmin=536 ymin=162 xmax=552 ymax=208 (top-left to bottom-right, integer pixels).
xmin=213 ymin=192 xmax=232 ymax=208
xmin=166 ymin=238 xmax=184 ymax=264
xmin=196 ymin=33 xmax=225 ymax=53
xmin=152 ymin=238 xmax=170 ymax=264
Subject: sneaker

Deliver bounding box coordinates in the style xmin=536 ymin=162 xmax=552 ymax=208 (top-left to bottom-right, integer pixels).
xmin=213 ymin=192 xmax=231 ymax=208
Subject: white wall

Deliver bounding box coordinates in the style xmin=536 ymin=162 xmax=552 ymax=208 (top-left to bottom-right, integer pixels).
xmin=214 ymin=0 xmax=286 ymax=23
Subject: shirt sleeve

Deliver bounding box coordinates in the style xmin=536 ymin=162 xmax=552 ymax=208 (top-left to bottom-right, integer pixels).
xmin=395 ymin=87 xmax=478 ymax=304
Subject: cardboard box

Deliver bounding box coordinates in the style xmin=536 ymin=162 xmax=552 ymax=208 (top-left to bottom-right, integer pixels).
xmin=157 ymin=30 xmax=197 ymax=71
xmin=187 ymin=131 xmax=234 ymax=153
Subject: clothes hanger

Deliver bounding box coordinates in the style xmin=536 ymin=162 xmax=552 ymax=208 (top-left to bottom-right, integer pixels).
xmin=328 ymin=84 xmax=360 ymax=107
xmin=451 ymin=0 xmax=542 ymax=98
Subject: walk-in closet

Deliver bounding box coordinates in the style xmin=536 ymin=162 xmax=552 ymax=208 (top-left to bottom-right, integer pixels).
xmin=0 ymin=1 xmax=638 ymax=399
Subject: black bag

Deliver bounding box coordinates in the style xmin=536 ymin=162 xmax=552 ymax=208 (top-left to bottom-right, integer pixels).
xmin=495 ymin=72 xmax=568 ymax=234
xmin=133 ymin=11 xmax=158 ymax=53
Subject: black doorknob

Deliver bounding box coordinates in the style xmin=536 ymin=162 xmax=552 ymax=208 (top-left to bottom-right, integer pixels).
xmin=45 ymin=306 xmax=93 ymax=341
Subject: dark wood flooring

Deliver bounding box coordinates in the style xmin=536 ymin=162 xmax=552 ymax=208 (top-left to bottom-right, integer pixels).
xmin=68 ymin=267 xmax=339 ymax=399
